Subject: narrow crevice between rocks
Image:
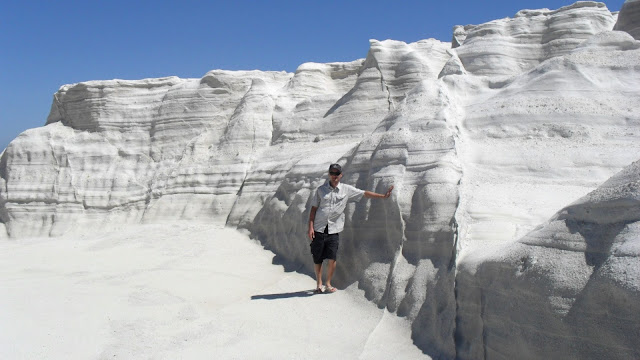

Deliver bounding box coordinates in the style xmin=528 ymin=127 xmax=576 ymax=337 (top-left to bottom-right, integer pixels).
xmin=380 ymin=178 xmax=409 ymax=309
xmin=374 ymin=62 xmax=394 ymax=112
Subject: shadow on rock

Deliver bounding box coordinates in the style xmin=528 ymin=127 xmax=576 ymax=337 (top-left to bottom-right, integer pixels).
xmin=564 ymin=218 xmax=626 ymax=269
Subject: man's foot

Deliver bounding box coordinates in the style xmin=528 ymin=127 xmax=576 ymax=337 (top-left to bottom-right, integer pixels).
xmin=325 ymin=286 xmax=337 ymax=293
xmin=314 ymin=287 xmax=324 ymax=294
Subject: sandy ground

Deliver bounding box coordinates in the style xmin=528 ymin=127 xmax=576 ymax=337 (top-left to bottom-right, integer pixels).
xmin=0 ymin=223 xmax=428 ymax=359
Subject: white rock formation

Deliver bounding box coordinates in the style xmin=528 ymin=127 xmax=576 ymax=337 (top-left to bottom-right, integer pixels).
xmin=452 ymin=2 xmax=617 ymax=77
xmin=456 ymin=159 xmax=640 ymax=359
xmin=615 ymin=0 xmax=640 ymax=39
xmin=1 ymin=2 xmax=639 ymax=359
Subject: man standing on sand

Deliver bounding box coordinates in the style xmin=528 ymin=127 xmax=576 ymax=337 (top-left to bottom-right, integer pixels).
xmin=308 ymin=163 xmax=394 ymax=294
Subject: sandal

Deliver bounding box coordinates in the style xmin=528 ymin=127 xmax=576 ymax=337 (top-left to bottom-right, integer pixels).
xmin=325 ymin=286 xmax=337 ymax=293
xmin=314 ymin=288 xmax=324 ymax=294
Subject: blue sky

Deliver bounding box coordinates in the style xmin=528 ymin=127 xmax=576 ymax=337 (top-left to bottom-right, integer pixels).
xmin=1 ymin=0 xmax=625 ymax=151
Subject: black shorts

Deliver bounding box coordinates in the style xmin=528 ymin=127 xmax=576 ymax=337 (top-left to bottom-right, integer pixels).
xmin=310 ymin=229 xmax=339 ymax=264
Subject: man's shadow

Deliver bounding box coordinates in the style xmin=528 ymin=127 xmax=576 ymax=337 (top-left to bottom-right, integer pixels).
xmin=250 ymin=253 xmax=323 ymax=300
xmin=251 ymin=290 xmax=317 ymax=300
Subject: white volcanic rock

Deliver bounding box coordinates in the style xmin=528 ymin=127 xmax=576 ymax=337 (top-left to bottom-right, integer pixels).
xmin=615 ymin=0 xmax=640 ymax=39
xmin=455 ymin=159 xmax=640 ymax=360
xmin=453 ymin=29 xmax=640 ymax=252
xmin=3 ymin=72 xmax=293 ymax=237
xmin=1 ymin=2 xmax=639 ymax=359
xmin=454 ymin=2 xmax=616 ymax=77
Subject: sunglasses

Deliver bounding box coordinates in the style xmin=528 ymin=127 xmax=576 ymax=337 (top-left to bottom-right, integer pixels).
xmin=329 ymin=171 xmax=341 ymax=176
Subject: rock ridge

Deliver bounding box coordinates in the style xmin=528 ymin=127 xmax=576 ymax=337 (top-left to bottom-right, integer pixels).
xmin=1 ymin=2 xmax=639 ymax=359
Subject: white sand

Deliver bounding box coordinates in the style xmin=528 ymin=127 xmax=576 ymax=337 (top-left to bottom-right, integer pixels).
xmin=0 ymin=223 xmax=428 ymax=359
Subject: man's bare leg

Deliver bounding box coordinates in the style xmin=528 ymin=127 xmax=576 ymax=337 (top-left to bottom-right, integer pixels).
xmin=325 ymin=259 xmax=337 ymax=292
xmin=314 ymin=263 xmax=323 ymax=291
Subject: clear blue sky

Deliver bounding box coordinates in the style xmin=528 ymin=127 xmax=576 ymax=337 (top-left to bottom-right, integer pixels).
xmin=0 ymin=0 xmax=625 ymax=151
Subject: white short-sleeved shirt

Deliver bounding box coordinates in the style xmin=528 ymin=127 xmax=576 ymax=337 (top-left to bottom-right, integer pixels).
xmin=311 ymin=181 xmax=365 ymax=234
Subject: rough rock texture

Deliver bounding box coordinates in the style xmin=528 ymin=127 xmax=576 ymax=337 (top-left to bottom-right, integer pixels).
xmin=456 ymin=159 xmax=640 ymax=360
xmin=1 ymin=2 xmax=639 ymax=359
xmin=453 ymin=2 xmax=617 ymax=77
xmin=615 ymin=0 xmax=640 ymax=39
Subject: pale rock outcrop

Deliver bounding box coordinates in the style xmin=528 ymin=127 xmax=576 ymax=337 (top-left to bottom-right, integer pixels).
xmin=614 ymin=0 xmax=640 ymax=39
xmin=454 ymin=2 xmax=616 ymax=77
xmin=1 ymin=2 xmax=639 ymax=359
xmin=4 ymin=72 xmax=293 ymax=237
xmin=455 ymin=159 xmax=640 ymax=360
xmin=449 ymin=8 xmax=640 ymax=357
xmin=453 ymin=29 xmax=640 ymax=253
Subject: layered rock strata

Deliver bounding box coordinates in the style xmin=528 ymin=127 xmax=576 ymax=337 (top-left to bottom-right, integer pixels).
xmin=456 ymin=159 xmax=640 ymax=360
xmin=1 ymin=2 xmax=639 ymax=359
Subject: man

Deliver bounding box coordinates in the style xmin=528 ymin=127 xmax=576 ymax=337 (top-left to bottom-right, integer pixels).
xmin=308 ymin=163 xmax=394 ymax=293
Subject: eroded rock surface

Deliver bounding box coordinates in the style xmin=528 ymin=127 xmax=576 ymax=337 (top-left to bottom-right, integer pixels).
xmin=456 ymin=159 xmax=640 ymax=360
xmin=615 ymin=0 xmax=640 ymax=39
xmin=1 ymin=2 xmax=639 ymax=359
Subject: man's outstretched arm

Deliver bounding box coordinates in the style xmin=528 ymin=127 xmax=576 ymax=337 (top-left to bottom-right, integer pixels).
xmin=364 ymin=185 xmax=394 ymax=199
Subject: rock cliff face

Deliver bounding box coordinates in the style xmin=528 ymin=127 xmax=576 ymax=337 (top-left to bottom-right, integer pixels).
xmin=456 ymin=159 xmax=640 ymax=359
xmin=615 ymin=0 xmax=640 ymax=39
xmin=1 ymin=2 xmax=639 ymax=359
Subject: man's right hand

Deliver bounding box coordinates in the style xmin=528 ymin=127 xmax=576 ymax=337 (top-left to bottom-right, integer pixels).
xmin=308 ymin=206 xmax=318 ymax=242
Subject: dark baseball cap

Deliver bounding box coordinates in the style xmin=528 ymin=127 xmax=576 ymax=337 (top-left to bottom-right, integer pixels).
xmin=329 ymin=163 xmax=342 ymax=174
